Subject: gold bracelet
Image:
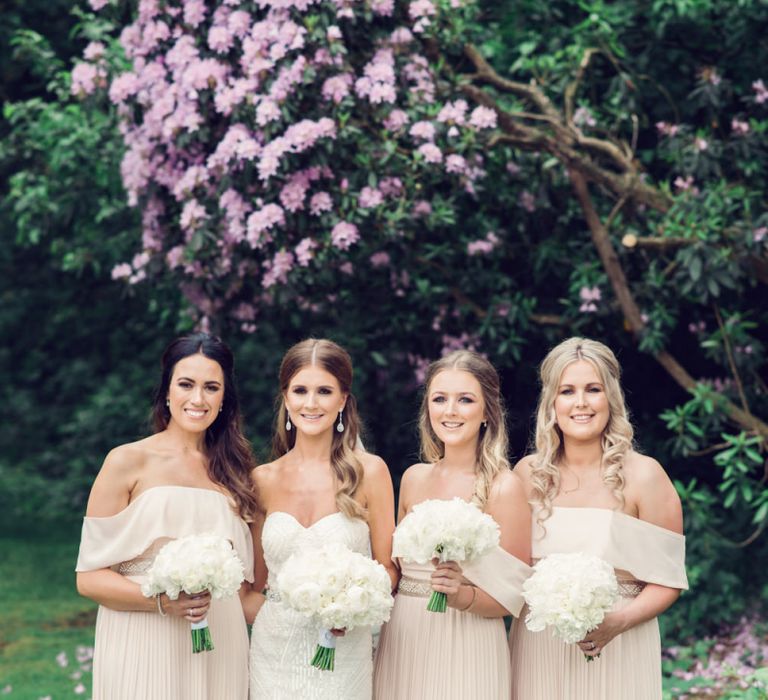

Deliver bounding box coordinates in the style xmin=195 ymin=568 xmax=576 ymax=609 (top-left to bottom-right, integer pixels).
xmin=155 ymin=593 xmax=167 ymax=617
xmin=458 ymin=585 xmax=477 ymax=612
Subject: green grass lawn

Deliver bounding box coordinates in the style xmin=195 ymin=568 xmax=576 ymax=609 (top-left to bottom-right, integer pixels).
xmin=0 ymin=533 xmax=96 ymax=699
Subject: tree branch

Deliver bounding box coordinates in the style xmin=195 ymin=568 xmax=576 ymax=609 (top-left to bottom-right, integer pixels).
xmin=569 ymin=169 xmax=768 ymax=438
xmin=622 ymin=234 xmax=692 ymax=249
xmin=459 ymin=83 xmax=674 ymax=212
xmin=713 ymin=303 xmax=752 ymax=418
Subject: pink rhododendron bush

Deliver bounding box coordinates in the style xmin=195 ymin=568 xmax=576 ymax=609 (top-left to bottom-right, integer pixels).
xmin=77 ymin=0 xmax=513 ymax=342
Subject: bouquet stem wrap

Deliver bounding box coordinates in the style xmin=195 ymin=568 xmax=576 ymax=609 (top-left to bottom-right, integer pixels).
xmin=311 ymin=629 xmax=337 ymax=671
xmin=190 ymin=618 xmax=214 ymax=654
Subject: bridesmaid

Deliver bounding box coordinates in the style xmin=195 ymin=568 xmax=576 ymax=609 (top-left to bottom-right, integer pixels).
xmin=509 ymin=337 xmax=688 ymax=700
xmin=248 ymin=338 xmax=397 ymax=699
xmin=75 ymin=333 xmax=259 ymax=699
xmin=373 ymin=350 xmax=532 ymax=700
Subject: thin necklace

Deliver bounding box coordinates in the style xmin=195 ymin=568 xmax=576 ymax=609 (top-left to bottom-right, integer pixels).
xmin=560 ymin=462 xmax=602 ymax=494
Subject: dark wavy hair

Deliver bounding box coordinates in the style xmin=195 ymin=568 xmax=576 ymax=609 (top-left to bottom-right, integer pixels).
xmin=151 ymin=333 xmax=258 ymax=521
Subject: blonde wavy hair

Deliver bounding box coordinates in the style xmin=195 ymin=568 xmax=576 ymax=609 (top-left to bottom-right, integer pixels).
xmin=418 ymin=350 xmax=510 ymax=509
xmin=530 ymin=337 xmax=634 ymax=523
xmin=272 ymin=338 xmax=366 ymax=520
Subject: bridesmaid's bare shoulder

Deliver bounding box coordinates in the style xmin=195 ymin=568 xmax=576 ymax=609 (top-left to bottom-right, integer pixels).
xmin=250 ymin=457 xmax=284 ymax=497
xmin=623 ymin=450 xmax=682 ymax=532
xmin=511 ymin=454 xmax=537 ymax=491
xmin=399 ymin=462 xmax=432 ymax=487
xmin=86 ymin=438 xmax=156 ymax=516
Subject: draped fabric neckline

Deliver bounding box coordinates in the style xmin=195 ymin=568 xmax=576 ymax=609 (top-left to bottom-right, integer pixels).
xmin=75 ymin=484 xmax=255 ymax=582
xmin=86 ymin=484 xmax=233 ymax=520
xmin=532 ymin=504 xmax=688 ymax=589
xmin=550 ymin=505 xmax=683 ymax=537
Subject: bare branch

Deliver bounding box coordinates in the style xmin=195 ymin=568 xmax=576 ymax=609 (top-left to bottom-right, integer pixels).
xmin=713 ymin=304 xmax=752 ymax=418
xmin=564 ymin=48 xmax=601 ymax=124
xmin=463 ymin=43 xmax=562 ymax=123
xmin=622 ymin=234 xmax=692 ymax=249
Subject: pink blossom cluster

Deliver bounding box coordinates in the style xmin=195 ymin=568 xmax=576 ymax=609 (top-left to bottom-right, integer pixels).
xmin=467 ymin=231 xmax=500 ymax=256
xmin=753 ymin=79 xmax=768 ymax=104
xmin=656 ymin=121 xmax=680 ymax=138
xmin=83 ymin=0 xmax=500 ymax=325
xmin=579 ymin=286 xmax=601 ymax=313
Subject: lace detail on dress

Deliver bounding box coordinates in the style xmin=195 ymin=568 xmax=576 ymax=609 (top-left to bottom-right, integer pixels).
xmin=249 ymin=511 xmax=373 ymax=700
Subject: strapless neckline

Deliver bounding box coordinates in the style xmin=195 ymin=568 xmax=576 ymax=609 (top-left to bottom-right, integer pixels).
xmin=265 ymin=510 xmax=350 ymax=531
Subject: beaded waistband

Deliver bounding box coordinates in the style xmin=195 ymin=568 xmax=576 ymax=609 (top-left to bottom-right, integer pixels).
xmin=617 ymin=580 xmax=646 ymax=598
xmin=397 ymin=576 xmax=432 ymax=598
xmin=397 ymin=575 xmax=644 ymax=600
xmin=116 ymin=558 xmax=153 ymax=576
xmin=266 ymin=588 xmax=282 ymax=603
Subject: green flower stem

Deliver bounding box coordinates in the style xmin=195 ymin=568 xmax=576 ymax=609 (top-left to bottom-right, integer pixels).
xmin=191 ymin=621 xmax=214 ymax=654
xmin=311 ymin=644 xmax=335 ymax=671
xmin=426 ymin=590 xmax=447 ymax=613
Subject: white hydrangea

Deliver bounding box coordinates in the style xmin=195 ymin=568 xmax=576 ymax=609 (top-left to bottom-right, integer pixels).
xmin=276 ymin=542 xmax=393 ymax=631
xmin=141 ymin=533 xmax=245 ymax=600
xmin=392 ymin=497 xmax=500 ymax=564
xmin=523 ymin=552 xmax=620 ymax=644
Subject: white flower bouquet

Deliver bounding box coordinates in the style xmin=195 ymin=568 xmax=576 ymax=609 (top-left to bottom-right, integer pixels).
xmin=141 ymin=533 xmax=245 ymax=653
xmin=276 ymin=542 xmax=393 ymax=671
xmin=522 ymin=552 xmax=619 ymax=661
xmin=392 ymin=497 xmax=500 ymax=613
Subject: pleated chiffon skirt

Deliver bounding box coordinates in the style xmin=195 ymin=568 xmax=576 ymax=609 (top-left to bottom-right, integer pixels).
xmin=91 ymin=591 xmax=249 ymax=700
xmin=373 ymin=584 xmax=511 ymax=699
xmin=509 ymin=596 xmax=662 ymax=700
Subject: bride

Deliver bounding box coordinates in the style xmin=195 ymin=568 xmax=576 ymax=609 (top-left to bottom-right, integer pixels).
xmin=248 ymin=338 xmax=397 ymax=699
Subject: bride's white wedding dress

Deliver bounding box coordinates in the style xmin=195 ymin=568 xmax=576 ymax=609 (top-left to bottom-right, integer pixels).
xmin=249 ymin=511 xmax=373 ymax=700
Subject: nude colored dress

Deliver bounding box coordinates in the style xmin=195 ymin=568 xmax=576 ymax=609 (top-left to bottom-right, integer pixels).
xmin=75 ymin=485 xmax=254 ymax=700
xmin=373 ymin=539 xmax=531 ymax=700
xmin=508 ymin=507 xmax=688 ymax=700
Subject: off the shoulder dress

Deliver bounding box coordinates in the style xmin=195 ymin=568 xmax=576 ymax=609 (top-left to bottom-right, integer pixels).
xmin=508 ymin=507 xmax=688 ymax=700
xmin=373 ymin=516 xmax=531 ymax=700
xmin=75 ymin=485 xmax=254 ymax=700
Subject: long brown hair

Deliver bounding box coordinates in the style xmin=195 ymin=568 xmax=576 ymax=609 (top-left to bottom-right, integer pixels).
xmin=272 ymin=338 xmax=366 ymax=520
xmin=152 ymin=333 xmax=259 ymax=521
xmin=418 ymin=350 xmax=511 ymax=509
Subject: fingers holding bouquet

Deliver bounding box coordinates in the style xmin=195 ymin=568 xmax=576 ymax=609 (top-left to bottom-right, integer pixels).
xmin=157 ymin=590 xmax=212 ymax=622
xmin=182 ymin=591 xmax=211 ymax=622
xmin=576 ymin=612 xmax=624 ymax=657
xmin=429 ymin=560 xmax=467 ymax=606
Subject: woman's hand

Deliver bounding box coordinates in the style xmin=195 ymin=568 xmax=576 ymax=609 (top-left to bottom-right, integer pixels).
xmin=577 ymin=610 xmax=627 ymax=657
xmin=430 ymin=560 xmax=469 ymax=608
xmin=160 ymin=590 xmax=212 ymax=623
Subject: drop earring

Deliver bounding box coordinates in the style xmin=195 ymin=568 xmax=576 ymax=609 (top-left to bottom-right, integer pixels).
xmin=336 ymin=410 xmax=345 ymax=433
xmin=285 ymin=414 xmax=292 ymax=431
